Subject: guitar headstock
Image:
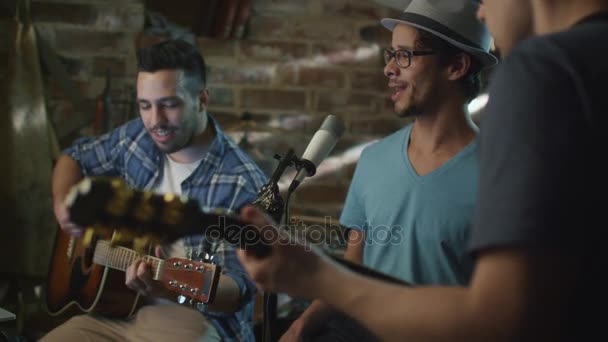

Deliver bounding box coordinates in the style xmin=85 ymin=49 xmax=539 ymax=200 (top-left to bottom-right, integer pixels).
xmin=64 ymin=177 xmax=236 ymax=242
xmin=65 ymin=176 xmax=271 ymax=256
xmin=160 ymin=258 xmax=220 ymax=305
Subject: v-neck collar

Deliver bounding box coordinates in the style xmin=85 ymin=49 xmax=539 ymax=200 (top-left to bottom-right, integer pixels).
xmin=401 ymin=125 xmax=477 ymax=182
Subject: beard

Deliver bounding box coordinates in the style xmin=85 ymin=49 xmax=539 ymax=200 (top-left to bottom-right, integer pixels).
xmin=148 ymin=111 xmax=205 ymax=154
xmin=149 ymin=125 xmax=189 ymax=154
xmin=395 ymin=104 xmax=423 ymax=118
xmin=154 ymin=136 xmax=191 ymax=154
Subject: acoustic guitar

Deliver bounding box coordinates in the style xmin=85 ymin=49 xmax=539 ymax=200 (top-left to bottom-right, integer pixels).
xmin=46 ymin=226 xmax=220 ymax=318
xmin=63 ymin=176 xmax=410 ymax=287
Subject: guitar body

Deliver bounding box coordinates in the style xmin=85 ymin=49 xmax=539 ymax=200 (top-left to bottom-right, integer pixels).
xmin=45 ymin=227 xmax=141 ymax=318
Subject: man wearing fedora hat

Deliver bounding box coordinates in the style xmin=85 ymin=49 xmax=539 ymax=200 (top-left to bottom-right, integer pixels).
xmin=275 ymin=0 xmax=497 ymax=341
xmin=236 ymin=0 xmax=608 ymax=340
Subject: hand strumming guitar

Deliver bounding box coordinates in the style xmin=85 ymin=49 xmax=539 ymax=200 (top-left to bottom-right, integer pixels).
xmin=54 ymin=201 xmax=84 ymax=237
xmin=236 ymin=205 xmax=331 ymax=299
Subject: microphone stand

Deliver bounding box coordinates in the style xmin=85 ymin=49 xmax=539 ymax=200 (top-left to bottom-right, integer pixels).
xmin=253 ymin=148 xmax=309 ymax=342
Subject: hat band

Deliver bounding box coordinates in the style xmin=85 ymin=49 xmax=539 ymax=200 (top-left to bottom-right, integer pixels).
xmin=398 ymin=12 xmax=482 ymax=50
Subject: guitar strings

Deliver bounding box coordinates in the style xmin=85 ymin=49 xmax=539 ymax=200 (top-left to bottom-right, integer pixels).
xmin=93 ymin=240 xmax=164 ymax=279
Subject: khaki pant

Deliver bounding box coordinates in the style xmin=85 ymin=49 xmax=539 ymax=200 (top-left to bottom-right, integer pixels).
xmin=40 ymin=303 xmax=221 ymax=342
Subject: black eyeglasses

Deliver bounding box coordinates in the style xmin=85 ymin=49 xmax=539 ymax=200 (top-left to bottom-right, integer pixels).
xmin=383 ymin=48 xmax=436 ymax=69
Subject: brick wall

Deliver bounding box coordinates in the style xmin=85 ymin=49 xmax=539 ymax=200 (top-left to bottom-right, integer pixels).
xmin=202 ymin=0 xmax=406 ymax=220
xmin=32 ymin=0 xmax=145 ymax=143
xmin=34 ymin=0 xmax=408 ymax=222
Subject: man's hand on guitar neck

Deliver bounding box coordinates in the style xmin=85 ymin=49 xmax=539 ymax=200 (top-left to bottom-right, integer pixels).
xmin=125 ymin=245 xmax=174 ymax=300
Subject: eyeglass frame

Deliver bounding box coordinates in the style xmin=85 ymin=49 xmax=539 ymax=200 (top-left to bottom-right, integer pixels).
xmin=383 ymin=48 xmax=437 ymax=69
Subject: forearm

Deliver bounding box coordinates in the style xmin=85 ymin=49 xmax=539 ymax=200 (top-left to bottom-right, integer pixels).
xmin=294 ymin=299 xmax=334 ymax=331
xmin=52 ymin=155 xmax=83 ymax=204
xmin=291 ymin=230 xmax=363 ymax=330
xmin=310 ymin=249 xmax=553 ymax=342
xmin=310 ymin=261 xmax=482 ymax=342
xmin=206 ymin=273 xmax=241 ymax=313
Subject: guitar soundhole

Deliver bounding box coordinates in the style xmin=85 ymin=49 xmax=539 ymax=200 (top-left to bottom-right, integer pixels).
xmin=83 ymin=243 xmax=95 ymax=268
xmin=69 ymin=257 xmax=89 ymax=293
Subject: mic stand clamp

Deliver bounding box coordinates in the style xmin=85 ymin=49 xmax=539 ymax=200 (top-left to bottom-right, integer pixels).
xmin=254 ymin=149 xmax=314 ymax=221
xmin=252 ymin=148 xmax=304 ymax=342
xmin=294 ymin=158 xmax=316 ymax=178
xmin=254 ymin=149 xmax=293 ymax=222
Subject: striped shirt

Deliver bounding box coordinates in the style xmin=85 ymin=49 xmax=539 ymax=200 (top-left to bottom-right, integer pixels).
xmin=64 ymin=114 xmax=267 ymax=341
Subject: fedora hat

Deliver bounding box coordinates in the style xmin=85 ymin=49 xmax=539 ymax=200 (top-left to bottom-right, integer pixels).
xmin=381 ymin=0 xmax=497 ymax=68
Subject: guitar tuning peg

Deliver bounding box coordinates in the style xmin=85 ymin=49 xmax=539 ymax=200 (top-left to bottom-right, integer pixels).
xmin=196 ymin=302 xmax=206 ymax=311
xmin=177 ymin=295 xmax=187 ymax=304
xmin=189 ymin=298 xmax=196 ymax=306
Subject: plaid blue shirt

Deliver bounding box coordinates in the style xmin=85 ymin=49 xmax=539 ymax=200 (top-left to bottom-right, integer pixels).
xmin=64 ymin=115 xmax=267 ymax=342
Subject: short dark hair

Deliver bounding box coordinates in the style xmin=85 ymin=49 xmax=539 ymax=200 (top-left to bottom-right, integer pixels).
xmin=415 ymin=30 xmax=483 ymax=103
xmin=136 ymin=39 xmax=206 ymax=89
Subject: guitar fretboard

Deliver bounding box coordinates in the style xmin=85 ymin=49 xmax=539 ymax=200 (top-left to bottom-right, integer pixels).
xmin=93 ymin=240 xmax=163 ymax=280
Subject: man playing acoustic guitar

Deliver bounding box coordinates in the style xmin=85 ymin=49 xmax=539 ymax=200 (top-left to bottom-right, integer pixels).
xmin=42 ymin=39 xmax=266 ymax=342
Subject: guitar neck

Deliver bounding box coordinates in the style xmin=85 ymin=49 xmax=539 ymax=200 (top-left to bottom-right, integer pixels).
xmin=93 ymin=240 xmax=163 ymax=280
xmin=69 ymin=177 xmax=410 ymax=288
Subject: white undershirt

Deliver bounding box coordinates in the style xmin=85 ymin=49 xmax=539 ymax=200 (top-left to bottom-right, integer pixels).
xmin=154 ymin=155 xmax=203 ymax=260
xmin=155 ymin=155 xmax=203 ymax=196
xmin=152 ymin=155 xmax=203 ymax=305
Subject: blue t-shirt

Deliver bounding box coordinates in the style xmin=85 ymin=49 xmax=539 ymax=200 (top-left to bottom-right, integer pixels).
xmin=340 ymin=124 xmax=478 ymax=286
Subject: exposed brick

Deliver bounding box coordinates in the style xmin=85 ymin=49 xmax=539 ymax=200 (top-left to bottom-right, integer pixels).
xmin=278 ymin=65 xmax=346 ymax=88
xmin=289 ymin=204 xmax=344 ymax=224
xmin=252 ymin=132 xmax=308 ymax=154
xmin=212 ymin=111 xmax=277 ymax=136
xmin=248 ymin=16 xmax=353 ymax=42
xmin=359 ymin=23 xmax=392 ymax=46
xmin=134 ymin=32 xmax=170 ymax=50
xmin=207 ymin=64 xmax=272 ymax=86
xmin=292 ymin=114 xmax=326 ymax=133
xmin=343 ymin=162 xmax=357 ymax=180
xmin=31 ymin=2 xmax=97 ymax=26
xmin=221 ymin=112 xmax=324 ymax=133
xmin=95 ymin=4 xmax=143 ymax=31
xmin=239 ymin=41 xmax=308 ymax=62
xmin=350 ymin=70 xmax=387 ymax=92
xmin=46 ymin=76 xmax=125 ymax=103
xmin=312 ymin=42 xmax=383 ymax=66
xmin=198 ymin=37 xmax=237 ymax=58
xmin=316 ymin=91 xmax=377 ymax=113
xmin=48 ymin=98 xmax=96 ymax=139
xmin=56 ymin=55 xmax=89 ymax=78
xmin=349 ymin=117 xmax=407 ymax=136
xmin=143 ymin=0 xmax=207 ymax=34
xmin=212 ymin=111 xmax=245 ymax=129
xmin=31 ymin=2 xmax=143 ymax=31
xmin=381 ymin=94 xmax=395 ymax=112
xmin=209 ymin=87 xmax=235 ymax=107
xmin=53 ymin=28 xmax=133 ymax=56
xmin=295 ymin=183 xmax=349 ymax=205
xmin=78 ymin=76 xmax=125 ymax=99
xmin=241 ymin=89 xmax=307 ymax=111
xmin=252 ymin=0 xmax=310 ymax=15
xmin=332 ymin=135 xmax=377 ymax=155
xmin=320 ymin=0 xmax=390 ymax=19
xmin=93 ymin=57 xmax=125 ymax=77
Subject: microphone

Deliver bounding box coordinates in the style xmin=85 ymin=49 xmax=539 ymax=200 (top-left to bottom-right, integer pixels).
xmin=288 ymin=114 xmax=345 ymax=193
